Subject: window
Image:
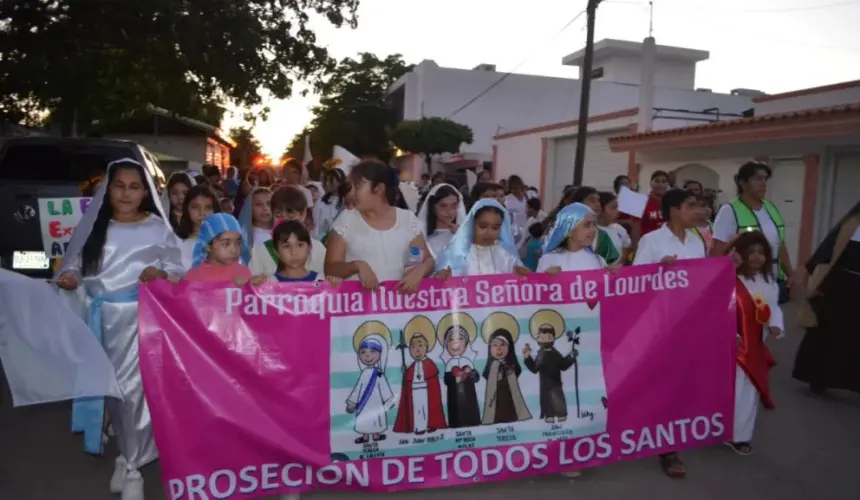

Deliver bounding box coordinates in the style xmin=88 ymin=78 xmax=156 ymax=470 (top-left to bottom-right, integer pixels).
xmin=591 ymin=67 xmax=604 ymax=79
xmin=0 ymin=143 xmax=134 ymax=182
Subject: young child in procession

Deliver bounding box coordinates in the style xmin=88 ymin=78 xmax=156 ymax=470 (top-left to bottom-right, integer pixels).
xmin=162 ymin=171 xmax=196 ymax=231
xmin=569 ymin=186 xmax=621 ymax=266
xmin=250 ymin=186 xmax=326 ymax=278
xmin=313 ymin=167 xmax=348 ymax=241
xmin=597 ymin=191 xmax=633 ymax=264
xmin=175 ymin=185 xmax=221 ymax=270
xmin=526 ymin=197 xmax=547 ymax=227
xmin=238 ymin=186 xmax=274 ymax=251
xmin=523 ymin=223 xmax=544 ymax=271
xmin=182 ymin=213 xmax=267 ymax=285
xmin=693 ymin=195 xmax=715 ymax=252
xmin=55 ymin=158 xmax=185 ymax=500
xmin=726 ymin=230 xmax=783 ymax=456
xmin=435 ymin=199 xmax=530 ymax=279
xmin=632 ymin=187 xmax=707 ymax=479
xmin=469 ymin=182 xmax=505 ymax=210
xmin=268 ymin=220 xmax=341 ymax=286
xmin=418 ymin=183 xmax=467 ymax=258
xmin=325 ymin=160 xmax=434 ymax=292
xmin=537 ymin=202 xmax=608 ymax=275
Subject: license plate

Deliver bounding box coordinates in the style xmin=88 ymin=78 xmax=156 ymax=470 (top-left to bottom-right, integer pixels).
xmin=12 ymin=251 xmax=50 ymax=270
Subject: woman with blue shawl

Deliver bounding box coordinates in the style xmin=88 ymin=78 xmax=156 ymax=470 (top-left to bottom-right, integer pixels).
xmin=435 ymin=199 xmax=529 ymax=279
xmin=537 ymin=202 xmax=608 ymax=274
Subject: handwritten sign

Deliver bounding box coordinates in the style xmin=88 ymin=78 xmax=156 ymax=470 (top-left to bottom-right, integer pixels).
xmin=38 ymin=197 xmax=92 ymax=258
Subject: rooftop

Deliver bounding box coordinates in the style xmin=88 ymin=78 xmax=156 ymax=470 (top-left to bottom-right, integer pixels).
xmin=562 ymin=38 xmax=709 ymax=67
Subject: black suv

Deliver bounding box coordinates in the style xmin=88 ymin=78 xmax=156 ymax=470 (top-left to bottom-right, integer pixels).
xmin=0 ymin=137 xmax=166 ymax=277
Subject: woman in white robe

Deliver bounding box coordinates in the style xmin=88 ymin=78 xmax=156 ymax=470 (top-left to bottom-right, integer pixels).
xmin=435 ymin=199 xmax=527 ymax=277
xmin=417 ymin=183 xmax=467 ymax=259
xmin=345 ymin=334 xmax=395 ymax=443
xmin=56 ymin=158 xmax=184 ymax=500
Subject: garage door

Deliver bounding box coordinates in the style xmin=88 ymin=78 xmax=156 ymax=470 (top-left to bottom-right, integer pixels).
xmin=768 ymin=158 xmax=805 ymax=267
xmin=831 ymin=153 xmax=860 ymax=227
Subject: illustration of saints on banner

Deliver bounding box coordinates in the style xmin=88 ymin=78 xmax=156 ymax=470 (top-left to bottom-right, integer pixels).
xmin=330 ymin=300 xmax=607 ymax=461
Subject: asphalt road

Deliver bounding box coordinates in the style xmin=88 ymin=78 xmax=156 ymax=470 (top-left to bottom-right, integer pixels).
xmin=2 ymin=302 xmax=859 ymax=500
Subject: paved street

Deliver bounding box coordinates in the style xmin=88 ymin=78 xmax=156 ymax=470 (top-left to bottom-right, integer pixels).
xmin=2 ymin=302 xmax=859 ymax=500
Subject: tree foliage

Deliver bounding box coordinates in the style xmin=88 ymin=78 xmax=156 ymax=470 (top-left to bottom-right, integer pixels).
xmin=390 ymin=117 xmax=474 ymax=168
xmin=229 ymin=127 xmax=263 ymax=169
xmin=285 ymin=53 xmax=412 ymax=167
xmin=0 ymin=0 xmax=360 ymax=133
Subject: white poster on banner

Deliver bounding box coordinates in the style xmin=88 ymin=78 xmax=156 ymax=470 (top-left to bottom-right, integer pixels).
xmin=37 ymin=197 xmax=92 ymax=258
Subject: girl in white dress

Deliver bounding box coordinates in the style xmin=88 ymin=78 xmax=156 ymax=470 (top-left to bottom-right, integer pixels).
xmin=325 ymin=160 xmax=434 ymax=292
xmin=597 ymin=191 xmax=632 ymax=263
xmin=313 ymin=167 xmax=348 ymax=241
xmin=160 ymin=172 xmax=195 ymax=233
xmin=727 ymin=230 xmax=783 ymax=456
xmin=55 ymin=158 xmax=184 ymax=500
xmin=175 ymin=185 xmax=220 ymax=270
xmin=537 ymin=202 xmax=607 ymax=274
xmin=417 ymin=183 xmax=467 ymax=259
xmin=435 ymin=199 xmax=529 ymax=278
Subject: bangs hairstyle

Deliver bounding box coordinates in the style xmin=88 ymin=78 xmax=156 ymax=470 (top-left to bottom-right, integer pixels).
xmin=176 ymin=185 xmax=222 ymax=239
xmin=81 ymin=160 xmax=161 ymax=276
xmin=426 ymin=184 xmax=462 ymax=234
xmin=651 ymin=170 xmax=670 ymax=183
xmin=320 ymin=168 xmax=347 ymax=203
xmin=272 ymin=219 xmax=311 ymax=247
xmin=349 ymin=160 xmax=407 ymax=208
xmin=730 ymin=230 xmax=775 ymax=281
xmin=474 ymin=205 xmax=505 ymax=223
xmin=735 ymin=160 xmax=772 ymax=195
xmin=271 ymin=185 xmax=308 ymax=214
xmin=470 ymin=182 xmax=501 ymax=200
xmin=660 ymin=188 xmax=695 ymax=221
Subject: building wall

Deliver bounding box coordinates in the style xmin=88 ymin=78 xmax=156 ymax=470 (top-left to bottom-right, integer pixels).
xmin=104 ymin=134 xmax=207 ymax=165
xmin=594 ymin=55 xmax=695 ymax=89
xmin=547 ymin=132 xmax=630 ymax=207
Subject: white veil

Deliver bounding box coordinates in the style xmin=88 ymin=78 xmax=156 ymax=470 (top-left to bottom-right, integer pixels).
xmin=417 ymin=183 xmax=467 ymax=235
xmin=58 ymin=158 xmax=170 ymax=277
xmin=159 ymin=172 xmax=197 ymax=221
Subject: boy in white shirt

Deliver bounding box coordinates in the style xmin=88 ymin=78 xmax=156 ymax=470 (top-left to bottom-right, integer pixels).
xmin=633 ymin=187 xmax=705 ymax=480
xmin=250 ymin=186 xmax=326 ymax=278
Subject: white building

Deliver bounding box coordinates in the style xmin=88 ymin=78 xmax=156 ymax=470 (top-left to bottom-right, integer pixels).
xmin=491 ymin=38 xmax=756 ymax=208
xmin=608 ymin=79 xmax=860 ymax=270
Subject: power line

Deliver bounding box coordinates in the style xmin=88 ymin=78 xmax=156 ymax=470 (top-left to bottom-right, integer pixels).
xmin=605 ymin=0 xmax=860 ymax=14
xmin=447 ymin=9 xmax=588 ymax=119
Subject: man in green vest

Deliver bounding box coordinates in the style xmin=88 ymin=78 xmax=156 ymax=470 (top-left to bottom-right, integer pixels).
xmin=711 ymin=161 xmax=795 ymax=302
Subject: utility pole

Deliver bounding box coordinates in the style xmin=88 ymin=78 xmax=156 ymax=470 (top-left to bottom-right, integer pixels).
xmin=572 ymin=0 xmax=602 ymax=186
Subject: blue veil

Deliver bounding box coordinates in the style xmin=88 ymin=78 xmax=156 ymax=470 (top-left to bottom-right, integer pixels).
xmin=192 ymin=213 xmax=250 ymax=268
xmin=543 ymin=202 xmax=595 ymax=253
xmin=435 ymin=199 xmax=521 ymax=275
xmin=238 ymin=186 xmax=270 ymax=263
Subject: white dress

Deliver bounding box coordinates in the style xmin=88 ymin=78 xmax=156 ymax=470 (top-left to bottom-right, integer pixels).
xmin=598 ymin=223 xmax=631 ymax=256
xmin=536 ymin=248 xmax=606 ymax=272
xmin=313 ymin=197 xmax=340 ymax=241
xmin=346 ymin=367 xmax=395 ymax=434
xmin=180 ymin=237 xmax=196 ymax=270
xmin=427 ymin=229 xmax=455 ymax=259
xmin=252 ymin=227 xmax=272 ymax=246
xmin=734 ymin=274 xmax=783 ymax=443
xmin=332 ymin=208 xmax=423 ymax=282
xmin=464 ymin=243 xmax=519 ymax=276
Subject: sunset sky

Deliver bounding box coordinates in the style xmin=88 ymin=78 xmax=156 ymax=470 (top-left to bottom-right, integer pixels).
xmin=222 ymin=0 xmax=860 ymax=158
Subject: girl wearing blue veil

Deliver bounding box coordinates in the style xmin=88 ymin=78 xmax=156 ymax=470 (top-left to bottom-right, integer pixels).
xmin=435 ymin=199 xmax=529 ymax=278
xmin=536 ymin=202 xmax=607 ymax=274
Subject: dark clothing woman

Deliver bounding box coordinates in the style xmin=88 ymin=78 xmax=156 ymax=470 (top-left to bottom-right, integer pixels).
xmin=793 ymin=202 xmax=860 ymax=394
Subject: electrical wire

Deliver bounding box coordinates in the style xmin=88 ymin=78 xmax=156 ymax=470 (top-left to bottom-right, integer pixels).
xmin=605 ymin=0 xmax=860 ymax=14
xmin=447 ymin=8 xmax=588 ymax=119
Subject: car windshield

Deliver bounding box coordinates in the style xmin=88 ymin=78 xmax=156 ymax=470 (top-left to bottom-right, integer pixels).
xmin=0 ymin=143 xmax=133 ymax=183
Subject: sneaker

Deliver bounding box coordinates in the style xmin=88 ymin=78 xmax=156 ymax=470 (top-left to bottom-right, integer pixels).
xmin=121 ymin=469 xmax=144 ymax=500
xmin=110 ymin=456 xmax=128 ymax=494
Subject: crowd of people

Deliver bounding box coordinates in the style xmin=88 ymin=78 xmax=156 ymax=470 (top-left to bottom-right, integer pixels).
xmin=30 ymin=154 xmax=860 ymax=500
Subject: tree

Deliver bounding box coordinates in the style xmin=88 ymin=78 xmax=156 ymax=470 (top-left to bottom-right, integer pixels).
xmin=0 ymin=0 xmax=359 ymax=133
xmin=229 ymin=127 xmax=263 ymax=169
xmin=390 ymin=117 xmax=474 ymax=171
xmin=286 ymin=53 xmax=412 ymax=166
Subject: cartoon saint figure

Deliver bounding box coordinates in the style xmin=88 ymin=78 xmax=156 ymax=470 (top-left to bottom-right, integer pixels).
xmin=523 ymin=309 xmax=576 ymax=423
xmin=481 ymin=312 xmax=532 ymax=425
xmin=438 ymin=312 xmax=482 ymax=428
xmin=346 ymin=321 xmax=395 ymax=444
xmin=393 ymin=315 xmax=447 ymax=434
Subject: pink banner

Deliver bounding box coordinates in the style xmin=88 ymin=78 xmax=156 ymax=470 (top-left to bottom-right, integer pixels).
xmin=139 ymin=258 xmax=736 ymax=500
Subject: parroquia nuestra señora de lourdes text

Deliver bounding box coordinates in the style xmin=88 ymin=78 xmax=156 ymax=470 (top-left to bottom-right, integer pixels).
xmin=225 ymin=266 xmax=691 ymax=319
